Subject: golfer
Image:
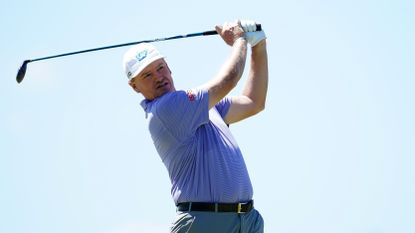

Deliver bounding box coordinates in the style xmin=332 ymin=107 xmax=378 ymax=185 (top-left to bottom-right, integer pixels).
xmin=123 ymin=20 xmax=268 ymax=233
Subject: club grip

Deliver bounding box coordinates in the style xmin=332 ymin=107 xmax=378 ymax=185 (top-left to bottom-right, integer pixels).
xmin=203 ymin=23 xmax=262 ymax=36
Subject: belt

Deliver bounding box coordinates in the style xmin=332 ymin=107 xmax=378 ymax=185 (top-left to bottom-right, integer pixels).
xmin=176 ymin=200 xmax=254 ymax=213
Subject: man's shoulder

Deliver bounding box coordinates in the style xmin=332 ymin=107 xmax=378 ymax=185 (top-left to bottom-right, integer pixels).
xmin=157 ymin=89 xmax=207 ymax=105
xmin=156 ymin=91 xmax=183 ymax=105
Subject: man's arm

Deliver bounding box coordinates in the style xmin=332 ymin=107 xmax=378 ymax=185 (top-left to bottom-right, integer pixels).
xmin=201 ymin=21 xmax=248 ymax=109
xmin=224 ymin=39 xmax=268 ymax=124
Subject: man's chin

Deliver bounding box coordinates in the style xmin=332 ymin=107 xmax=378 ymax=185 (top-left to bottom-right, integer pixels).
xmin=156 ymin=88 xmax=172 ymax=98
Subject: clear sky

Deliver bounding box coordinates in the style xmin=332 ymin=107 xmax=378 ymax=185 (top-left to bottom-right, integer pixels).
xmin=1 ymin=0 xmax=414 ymax=233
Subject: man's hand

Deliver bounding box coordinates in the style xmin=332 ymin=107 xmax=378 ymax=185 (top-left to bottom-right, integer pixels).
xmin=215 ymin=21 xmax=246 ymax=46
xmin=240 ymin=20 xmax=266 ymax=47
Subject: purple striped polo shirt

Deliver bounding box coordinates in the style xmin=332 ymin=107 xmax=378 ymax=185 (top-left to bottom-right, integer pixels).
xmin=140 ymin=88 xmax=253 ymax=204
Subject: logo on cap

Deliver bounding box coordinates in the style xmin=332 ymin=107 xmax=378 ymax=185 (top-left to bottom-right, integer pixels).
xmin=136 ymin=50 xmax=148 ymax=62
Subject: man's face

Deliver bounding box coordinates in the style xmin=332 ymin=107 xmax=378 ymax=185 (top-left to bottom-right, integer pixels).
xmin=129 ymin=58 xmax=175 ymax=100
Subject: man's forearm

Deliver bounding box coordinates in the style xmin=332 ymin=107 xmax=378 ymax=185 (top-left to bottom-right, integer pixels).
xmin=206 ymin=38 xmax=248 ymax=109
xmin=242 ymin=40 xmax=268 ymax=111
xmin=221 ymin=38 xmax=248 ymax=88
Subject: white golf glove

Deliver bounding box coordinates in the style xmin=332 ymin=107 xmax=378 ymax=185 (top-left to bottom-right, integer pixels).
xmin=240 ymin=20 xmax=266 ymax=47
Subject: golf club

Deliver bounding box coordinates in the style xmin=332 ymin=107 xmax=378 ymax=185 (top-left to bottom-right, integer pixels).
xmin=16 ymin=24 xmax=262 ymax=83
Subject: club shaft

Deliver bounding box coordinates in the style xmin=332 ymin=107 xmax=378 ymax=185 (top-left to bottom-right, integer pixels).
xmin=28 ymin=23 xmax=262 ymax=63
xmin=17 ymin=24 xmax=262 ymax=83
xmin=30 ymin=31 xmax=213 ymax=63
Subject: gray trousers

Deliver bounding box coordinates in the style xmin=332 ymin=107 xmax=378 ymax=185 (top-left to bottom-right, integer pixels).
xmin=170 ymin=209 xmax=264 ymax=233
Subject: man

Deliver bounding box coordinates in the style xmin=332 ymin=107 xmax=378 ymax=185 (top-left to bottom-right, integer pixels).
xmin=122 ymin=20 xmax=268 ymax=233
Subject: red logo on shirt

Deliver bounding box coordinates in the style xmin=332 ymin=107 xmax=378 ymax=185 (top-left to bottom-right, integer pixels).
xmin=186 ymin=90 xmax=196 ymax=101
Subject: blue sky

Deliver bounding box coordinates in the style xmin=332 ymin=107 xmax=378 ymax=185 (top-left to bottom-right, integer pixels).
xmin=1 ymin=0 xmax=414 ymax=233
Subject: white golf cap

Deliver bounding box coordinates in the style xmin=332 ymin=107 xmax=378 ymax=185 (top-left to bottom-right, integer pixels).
xmin=123 ymin=43 xmax=165 ymax=80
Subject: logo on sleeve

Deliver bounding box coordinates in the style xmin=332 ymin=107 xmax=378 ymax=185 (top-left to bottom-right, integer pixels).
xmin=186 ymin=90 xmax=196 ymax=102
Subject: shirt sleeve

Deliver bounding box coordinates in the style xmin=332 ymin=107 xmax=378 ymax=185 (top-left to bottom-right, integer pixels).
xmin=214 ymin=97 xmax=232 ymax=119
xmin=154 ymin=89 xmax=209 ymax=140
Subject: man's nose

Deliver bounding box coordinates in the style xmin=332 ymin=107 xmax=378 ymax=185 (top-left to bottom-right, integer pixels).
xmin=153 ymin=71 xmax=163 ymax=82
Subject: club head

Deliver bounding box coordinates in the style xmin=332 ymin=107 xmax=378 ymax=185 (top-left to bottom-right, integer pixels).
xmin=16 ymin=60 xmax=30 ymax=84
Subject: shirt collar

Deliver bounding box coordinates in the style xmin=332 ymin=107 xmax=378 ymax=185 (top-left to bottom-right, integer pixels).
xmin=140 ymin=99 xmax=150 ymax=111
xmin=140 ymin=99 xmax=152 ymax=119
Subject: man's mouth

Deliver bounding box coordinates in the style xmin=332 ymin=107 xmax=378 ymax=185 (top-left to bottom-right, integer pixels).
xmin=157 ymin=82 xmax=169 ymax=89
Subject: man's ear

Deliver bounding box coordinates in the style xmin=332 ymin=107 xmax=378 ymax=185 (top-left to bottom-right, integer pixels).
xmin=129 ymin=81 xmax=140 ymax=93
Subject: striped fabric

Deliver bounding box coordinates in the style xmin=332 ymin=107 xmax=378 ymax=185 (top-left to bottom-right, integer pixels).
xmin=140 ymin=88 xmax=253 ymax=204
